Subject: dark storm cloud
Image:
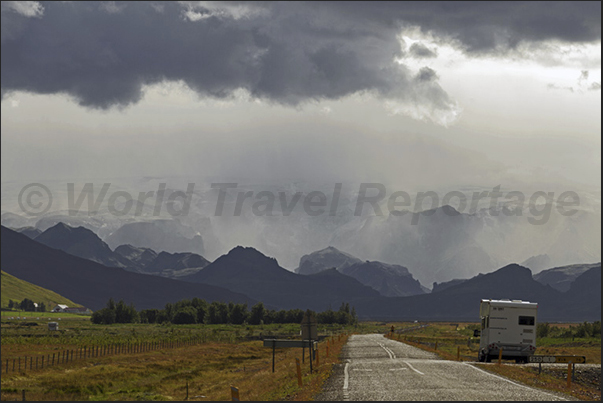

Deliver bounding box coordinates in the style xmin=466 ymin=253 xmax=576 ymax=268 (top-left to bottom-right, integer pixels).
xmin=1 ymin=1 xmax=600 ymax=111
xmin=321 ymin=1 xmax=601 ymax=53
xmin=408 ymin=43 xmax=438 ymax=59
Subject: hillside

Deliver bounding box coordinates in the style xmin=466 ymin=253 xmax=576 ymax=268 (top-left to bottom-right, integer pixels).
xmin=181 ymin=246 xmax=379 ymax=311
xmin=0 ymin=226 xmax=255 ymax=311
xmin=1 ymin=270 xmax=81 ymax=309
xmin=353 ymin=264 xmax=601 ymax=322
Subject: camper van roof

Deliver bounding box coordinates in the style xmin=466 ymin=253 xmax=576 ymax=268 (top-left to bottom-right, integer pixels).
xmin=481 ymin=299 xmax=537 ymax=308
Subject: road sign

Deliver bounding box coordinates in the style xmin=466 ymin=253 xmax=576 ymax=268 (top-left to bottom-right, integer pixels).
xmin=529 ymin=355 xmax=586 ymax=364
xmin=554 ymin=356 xmax=586 ymax=364
xmin=301 ymin=313 xmax=318 ymax=340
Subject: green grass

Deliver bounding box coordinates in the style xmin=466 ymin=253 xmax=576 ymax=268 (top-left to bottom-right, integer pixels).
xmin=1 ymin=270 xmax=82 ymax=309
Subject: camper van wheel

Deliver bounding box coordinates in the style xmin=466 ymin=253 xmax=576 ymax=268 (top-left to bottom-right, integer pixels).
xmin=515 ymin=358 xmax=523 ymax=364
xmin=485 ymin=355 xmax=492 ymax=363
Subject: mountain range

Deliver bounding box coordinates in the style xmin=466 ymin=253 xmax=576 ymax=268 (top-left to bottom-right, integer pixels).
xmin=179 ymin=246 xmax=380 ymax=311
xmin=1 ymin=221 xmax=600 ymax=322
xmin=296 ymin=246 xmax=426 ymax=297
xmin=0 ymin=226 xmax=254 ymax=311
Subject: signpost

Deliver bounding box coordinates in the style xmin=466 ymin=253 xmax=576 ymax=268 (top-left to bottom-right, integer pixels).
xmin=301 ymin=312 xmax=318 ymax=373
xmin=528 ymin=355 xmax=586 ymax=364
xmin=528 ymin=355 xmax=586 ymax=379
xmin=263 ymin=339 xmax=318 ymax=373
xmin=262 ymin=312 xmax=319 ymax=373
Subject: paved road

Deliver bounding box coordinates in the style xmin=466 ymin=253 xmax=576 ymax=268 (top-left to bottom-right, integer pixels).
xmin=316 ymin=334 xmax=572 ymax=401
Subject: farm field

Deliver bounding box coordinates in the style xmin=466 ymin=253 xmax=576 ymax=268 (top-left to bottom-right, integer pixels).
xmin=0 ymin=318 xmax=396 ymax=401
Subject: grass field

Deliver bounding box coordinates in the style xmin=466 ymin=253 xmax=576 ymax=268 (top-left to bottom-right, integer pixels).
xmin=0 ymin=317 xmax=358 ymax=401
xmin=1 ymin=271 xmax=82 ymax=309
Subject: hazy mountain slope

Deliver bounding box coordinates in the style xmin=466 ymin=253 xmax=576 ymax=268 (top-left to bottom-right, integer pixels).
xmin=1 ymin=226 xmax=254 ymax=311
xmin=14 ymin=226 xmax=42 ymax=240
xmin=296 ymin=246 xmax=361 ymax=274
xmin=339 ymin=261 xmax=425 ymax=297
xmin=521 ymin=254 xmax=552 ymax=274
xmin=106 ymin=221 xmax=204 ymax=255
xmin=533 ymin=263 xmax=601 ymax=292
xmin=35 ymin=223 xmax=136 ymax=271
xmin=296 ymin=246 xmax=425 ymax=297
xmin=114 ymin=245 xmax=158 ymax=268
xmin=561 ymin=265 xmax=601 ymax=319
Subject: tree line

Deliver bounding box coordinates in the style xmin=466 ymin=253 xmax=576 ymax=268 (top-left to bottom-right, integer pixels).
xmin=91 ymin=297 xmax=358 ymax=326
xmin=7 ymin=298 xmax=46 ymax=312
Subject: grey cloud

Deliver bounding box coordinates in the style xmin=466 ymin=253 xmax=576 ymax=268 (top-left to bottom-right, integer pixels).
xmin=409 ymin=42 xmax=437 ymax=58
xmin=547 ymin=83 xmax=574 ymax=92
xmin=1 ymin=1 xmax=599 ymax=116
xmin=1 ymin=1 xmax=44 ymax=18
xmin=0 ymin=1 xmax=458 ymax=123
xmin=320 ymin=1 xmax=600 ymax=53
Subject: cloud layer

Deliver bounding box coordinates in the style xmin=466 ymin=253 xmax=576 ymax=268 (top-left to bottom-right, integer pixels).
xmin=1 ymin=1 xmax=600 ymax=124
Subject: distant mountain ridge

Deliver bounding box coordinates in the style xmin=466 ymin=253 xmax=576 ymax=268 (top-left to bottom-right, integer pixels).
xmin=296 ymin=246 xmax=362 ymax=275
xmin=35 ymin=223 xmax=135 ymax=271
xmin=295 ymin=246 xmax=425 ymax=297
xmin=533 ymin=262 xmax=601 ymax=292
xmin=353 ymin=263 xmax=601 ymax=322
xmin=180 ymin=246 xmax=380 ymax=311
xmin=106 ymin=221 xmax=204 ymax=256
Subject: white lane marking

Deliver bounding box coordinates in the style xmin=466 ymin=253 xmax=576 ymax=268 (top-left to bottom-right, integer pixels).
xmin=343 ymin=362 xmax=350 ymax=389
xmin=343 ymin=361 xmax=350 ymax=401
xmin=385 ymin=346 xmax=397 ymax=359
xmin=403 ymin=361 xmax=425 ymax=375
xmin=353 ymin=368 xmax=373 ymax=372
xmin=378 ymin=343 xmax=395 ymax=360
xmin=463 ymin=364 xmax=568 ymax=401
xmin=389 ymin=368 xmax=407 ymax=371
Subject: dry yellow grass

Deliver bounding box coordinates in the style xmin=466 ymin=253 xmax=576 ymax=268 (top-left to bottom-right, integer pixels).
xmin=0 ymin=334 xmax=350 ymax=401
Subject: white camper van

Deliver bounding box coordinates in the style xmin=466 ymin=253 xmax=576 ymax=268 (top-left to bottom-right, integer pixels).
xmin=478 ymin=299 xmax=537 ymax=363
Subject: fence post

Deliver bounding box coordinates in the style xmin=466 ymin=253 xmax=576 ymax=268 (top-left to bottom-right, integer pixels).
xmin=498 ymin=349 xmax=503 ymax=366
xmin=567 ymin=362 xmax=572 ymax=388
xmin=295 ymin=358 xmax=303 ymax=387
xmin=230 ymin=386 xmax=240 ymax=401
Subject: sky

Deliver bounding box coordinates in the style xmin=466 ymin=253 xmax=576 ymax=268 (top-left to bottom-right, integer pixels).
xmin=1 ymin=1 xmax=601 ymax=190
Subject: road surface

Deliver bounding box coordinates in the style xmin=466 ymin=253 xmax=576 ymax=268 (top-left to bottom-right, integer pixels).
xmin=316 ymin=334 xmax=572 ymax=401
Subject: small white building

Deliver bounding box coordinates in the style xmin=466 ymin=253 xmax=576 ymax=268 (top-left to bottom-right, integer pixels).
xmin=51 ymin=304 xmax=68 ymax=313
